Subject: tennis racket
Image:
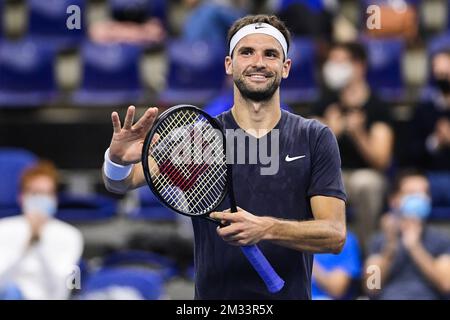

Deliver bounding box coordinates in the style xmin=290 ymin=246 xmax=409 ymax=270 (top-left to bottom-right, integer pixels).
xmin=141 ymin=104 xmax=285 ymax=293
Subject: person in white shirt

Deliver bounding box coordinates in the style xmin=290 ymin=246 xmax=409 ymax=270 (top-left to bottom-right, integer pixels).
xmin=0 ymin=161 xmax=83 ymax=300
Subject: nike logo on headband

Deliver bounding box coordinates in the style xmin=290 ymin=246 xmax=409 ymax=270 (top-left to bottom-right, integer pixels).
xmin=255 ymin=24 xmax=267 ymax=30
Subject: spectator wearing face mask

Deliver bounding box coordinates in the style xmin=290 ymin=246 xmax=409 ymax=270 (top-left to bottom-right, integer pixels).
xmin=0 ymin=161 xmax=83 ymax=300
xmin=312 ymin=42 xmax=394 ymax=250
xmin=364 ymin=169 xmax=450 ymax=300
xmin=407 ymin=49 xmax=450 ymax=213
xmin=409 ymin=50 xmax=450 ymax=171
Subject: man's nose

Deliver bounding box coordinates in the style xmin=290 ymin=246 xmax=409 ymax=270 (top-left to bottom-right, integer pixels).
xmin=252 ymin=52 xmax=266 ymax=67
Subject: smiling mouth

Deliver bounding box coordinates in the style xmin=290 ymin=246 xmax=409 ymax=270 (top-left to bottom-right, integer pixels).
xmin=245 ymin=73 xmax=272 ymax=81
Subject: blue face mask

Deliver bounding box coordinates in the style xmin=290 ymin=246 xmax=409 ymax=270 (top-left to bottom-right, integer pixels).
xmin=399 ymin=193 xmax=431 ymax=220
xmin=22 ymin=194 xmax=57 ymax=217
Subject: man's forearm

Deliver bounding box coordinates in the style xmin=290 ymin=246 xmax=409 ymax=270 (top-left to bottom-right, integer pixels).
xmin=102 ymin=164 xmax=141 ymax=194
xmin=262 ymin=218 xmax=346 ymax=254
xmin=407 ymin=243 xmax=449 ymax=293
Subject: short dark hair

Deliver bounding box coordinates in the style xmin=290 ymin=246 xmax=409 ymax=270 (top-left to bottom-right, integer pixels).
xmin=330 ymin=42 xmax=368 ymax=64
xmin=390 ymin=168 xmax=428 ymax=195
xmin=227 ymin=15 xmax=291 ymax=58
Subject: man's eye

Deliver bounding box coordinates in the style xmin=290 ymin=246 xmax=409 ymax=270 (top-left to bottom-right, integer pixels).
xmin=266 ymin=52 xmax=277 ymax=58
xmin=241 ymin=50 xmax=252 ymax=55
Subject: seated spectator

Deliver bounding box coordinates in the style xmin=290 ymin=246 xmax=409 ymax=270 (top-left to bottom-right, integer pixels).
xmin=409 ymin=49 xmax=450 ymax=210
xmin=312 ymin=232 xmax=362 ymax=300
xmin=0 ymin=161 xmax=83 ymax=300
xmin=409 ymin=49 xmax=450 ymax=172
xmin=312 ymin=42 xmax=394 ymax=249
xmin=89 ymin=0 xmax=166 ymax=45
xmin=364 ymin=169 xmax=450 ymax=300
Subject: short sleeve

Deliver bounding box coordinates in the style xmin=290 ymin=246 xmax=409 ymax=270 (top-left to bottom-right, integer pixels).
xmin=307 ymin=124 xmax=346 ymax=202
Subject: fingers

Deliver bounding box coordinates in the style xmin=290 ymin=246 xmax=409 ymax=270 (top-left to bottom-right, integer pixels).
xmin=111 ymin=112 xmax=121 ymax=134
xmin=210 ymin=211 xmax=242 ymax=223
xmin=123 ymin=105 xmax=136 ymax=130
xmin=133 ymin=107 xmax=158 ymax=131
xmin=216 ymin=225 xmax=252 ymax=246
xmin=151 ymin=133 xmax=160 ymax=145
xmin=216 ymin=223 xmax=242 ymax=239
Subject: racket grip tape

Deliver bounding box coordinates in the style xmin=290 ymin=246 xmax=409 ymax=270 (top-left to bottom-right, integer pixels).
xmin=240 ymin=245 xmax=285 ymax=293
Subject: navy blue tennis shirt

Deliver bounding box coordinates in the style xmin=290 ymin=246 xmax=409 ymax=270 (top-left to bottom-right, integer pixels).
xmin=192 ymin=109 xmax=346 ymax=299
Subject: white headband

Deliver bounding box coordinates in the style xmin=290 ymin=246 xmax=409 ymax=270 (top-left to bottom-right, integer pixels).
xmin=229 ymin=22 xmax=288 ymax=59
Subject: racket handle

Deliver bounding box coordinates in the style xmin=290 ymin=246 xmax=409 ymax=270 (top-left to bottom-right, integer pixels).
xmin=240 ymin=245 xmax=285 ymax=293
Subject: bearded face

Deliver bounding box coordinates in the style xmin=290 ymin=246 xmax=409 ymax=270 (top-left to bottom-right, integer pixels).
xmin=233 ymin=65 xmax=282 ymax=102
xmin=226 ymin=33 xmax=290 ymax=103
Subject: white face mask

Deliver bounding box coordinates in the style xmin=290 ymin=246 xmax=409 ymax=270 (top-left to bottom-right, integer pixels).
xmin=22 ymin=194 xmax=57 ymax=217
xmin=322 ymin=61 xmax=354 ymax=90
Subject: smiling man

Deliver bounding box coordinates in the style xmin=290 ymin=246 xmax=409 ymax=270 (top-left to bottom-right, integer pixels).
xmin=102 ymin=14 xmax=347 ymax=299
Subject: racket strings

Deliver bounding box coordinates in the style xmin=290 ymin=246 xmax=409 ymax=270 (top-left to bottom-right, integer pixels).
xmin=149 ymin=110 xmax=227 ymax=215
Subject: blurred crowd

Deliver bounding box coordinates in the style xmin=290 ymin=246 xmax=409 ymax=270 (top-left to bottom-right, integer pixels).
xmin=1 ymin=0 xmax=450 ymax=300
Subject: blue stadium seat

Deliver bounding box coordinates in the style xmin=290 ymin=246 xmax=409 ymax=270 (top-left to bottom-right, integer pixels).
xmin=428 ymin=172 xmax=450 ymax=220
xmin=0 ymin=148 xmax=37 ymax=218
xmin=185 ymin=263 xmax=195 ymax=281
xmin=427 ymin=32 xmax=450 ymax=57
xmin=102 ymin=250 xmax=178 ymax=280
xmin=72 ymin=41 xmax=143 ymax=106
xmin=27 ymin=0 xmax=86 ymax=48
xmin=128 ymin=187 xmax=176 ymax=221
xmin=159 ymin=40 xmax=226 ymax=105
xmin=280 ymin=37 xmax=318 ymax=103
xmin=80 ymin=267 xmax=165 ymax=300
xmin=0 ymin=39 xmax=57 ymax=107
xmin=362 ymin=37 xmax=405 ymax=102
xmin=276 ymin=0 xmax=326 ymax=12
xmin=429 ymin=207 xmax=450 ymax=221
xmin=56 ymin=193 xmax=118 ymax=222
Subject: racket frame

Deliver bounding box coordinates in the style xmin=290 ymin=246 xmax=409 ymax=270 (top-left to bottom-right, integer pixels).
xmin=141 ymin=104 xmax=229 ymax=220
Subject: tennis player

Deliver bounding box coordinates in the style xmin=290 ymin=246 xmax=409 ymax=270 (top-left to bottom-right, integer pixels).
xmin=102 ymin=14 xmax=347 ymax=299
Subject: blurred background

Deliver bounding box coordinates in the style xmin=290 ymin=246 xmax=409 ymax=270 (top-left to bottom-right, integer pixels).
xmin=0 ymin=0 xmax=450 ymax=300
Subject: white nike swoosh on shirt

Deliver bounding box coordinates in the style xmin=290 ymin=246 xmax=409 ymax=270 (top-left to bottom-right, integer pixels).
xmin=285 ymin=155 xmax=306 ymax=162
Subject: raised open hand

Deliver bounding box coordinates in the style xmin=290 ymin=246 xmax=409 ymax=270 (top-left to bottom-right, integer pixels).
xmin=109 ymin=106 xmax=158 ymax=165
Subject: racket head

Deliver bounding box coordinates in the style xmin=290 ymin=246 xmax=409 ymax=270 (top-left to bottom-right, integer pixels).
xmin=141 ymin=105 xmax=229 ymax=218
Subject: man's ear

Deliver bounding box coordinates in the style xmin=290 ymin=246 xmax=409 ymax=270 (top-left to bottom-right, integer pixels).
xmin=282 ymin=58 xmax=292 ymax=79
xmin=225 ymin=56 xmax=233 ymax=75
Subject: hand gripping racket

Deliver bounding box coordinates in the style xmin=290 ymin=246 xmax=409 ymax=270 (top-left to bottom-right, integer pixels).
xmin=141 ymin=105 xmax=284 ymax=293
